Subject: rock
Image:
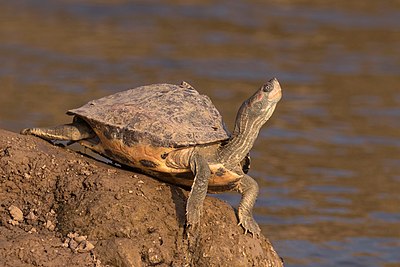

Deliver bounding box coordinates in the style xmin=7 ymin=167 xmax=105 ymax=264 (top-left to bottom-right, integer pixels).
xmin=146 ymin=247 xmax=164 ymax=265
xmin=0 ymin=128 xmax=284 ymax=266
xmin=82 ymin=240 xmax=95 ymax=252
xmin=62 ymin=232 xmax=94 ymax=253
xmin=74 ymin=235 xmax=87 ymax=243
xmin=8 ymin=205 xmax=24 ymax=225
xmin=44 ymin=220 xmax=55 ymax=231
xmin=26 ymin=211 xmax=37 ymax=221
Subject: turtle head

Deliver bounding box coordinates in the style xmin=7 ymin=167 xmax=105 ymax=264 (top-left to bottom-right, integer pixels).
xmin=234 ymin=78 xmax=282 ymax=131
xmin=242 ymin=78 xmax=282 ymax=118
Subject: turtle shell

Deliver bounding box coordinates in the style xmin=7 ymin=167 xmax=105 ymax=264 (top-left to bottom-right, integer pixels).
xmin=67 ymin=83 xmax=230 ymax=148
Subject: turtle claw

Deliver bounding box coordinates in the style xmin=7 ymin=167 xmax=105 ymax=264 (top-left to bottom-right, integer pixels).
xmin=238 ymin=215 xmax=261 ymax=237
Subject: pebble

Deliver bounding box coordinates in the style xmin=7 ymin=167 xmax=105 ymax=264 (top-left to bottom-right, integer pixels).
xmin=26 ymin=211 xmax=37 ymax=221
xmin=114 ymin=192 xmax=122 ymax=200
xmin=74 ymin=235 xmax=87 ymax=243
xmin=81 ymin=169 xmax=92 ymax=176
xmin=76 ymin=240 xmax=95 ymax=253
xmin=69 ymin=239 xmax=79 ymax=250
xmin=107 ymin=169 xmax=117 ymax=175
xmin=64 ymin=232 xmax=95 ymax=253
xmin=44 ymin=220 xmax=55 ymax=231
xmin=8 ymin=205 xmax=24 ymax=222
xmin=147 ymin=247 xmax=164 ymax=265
xmin=8 ymin=219 xmax=19 ymax=226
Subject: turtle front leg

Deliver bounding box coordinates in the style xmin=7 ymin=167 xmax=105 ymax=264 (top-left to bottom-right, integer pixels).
xmin=186 ymin=152 xmax=211 ymax=230
xmin=237 ymin=174 xmax=261 ymax=236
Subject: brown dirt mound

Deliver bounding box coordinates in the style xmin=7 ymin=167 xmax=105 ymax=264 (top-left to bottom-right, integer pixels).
xmin=0 ymin=129 xmax=283 ymax=266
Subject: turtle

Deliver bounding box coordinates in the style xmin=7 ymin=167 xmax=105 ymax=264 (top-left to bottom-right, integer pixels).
xmin=21 ymin=78 xmax=282 ymax=236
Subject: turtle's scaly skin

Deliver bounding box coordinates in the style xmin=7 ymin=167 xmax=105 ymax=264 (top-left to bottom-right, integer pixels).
xmin=21 ymin=79 xmax=282 ymax=237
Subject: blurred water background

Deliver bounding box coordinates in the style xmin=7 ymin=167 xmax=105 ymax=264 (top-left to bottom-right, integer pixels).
xmin=1 ymin=1 xmax=399 ymax=266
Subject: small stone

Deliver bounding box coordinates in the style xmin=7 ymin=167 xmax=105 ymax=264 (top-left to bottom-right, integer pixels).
xmin=67 ymin=232 xmax=78 ymax=239
xmin=26 ymin=211 xmax=37 ymax=221
xmin=69 ymin=239 xmax=79 ymax=250
xmin=76 ymin=240 xmax=95 ymax=253
xmin=147 ymin=247 xmax=164 ymax=265
xmin=81 ymin=169 xmax=92 ymax=176
xmin=64 ymin=232 xmax=94 ymax=252
xmin=74 ymin=235 xmax=87 ymax=243
xmin=23 ymin=173 xmax=31 ymax=179
xmin=107 ymin=169 xmax=117 ymax=175
xmin=8 ymin=205 xmax=24 ymax=222
xmin=62 ymin=239 xmax=70 ymax=248
xmin=8 ymin=219 xmax=19 ymax=226
xmin=44 ymin=220 xmax=55 ymax=231
xmin=147 ymin=226 xmax=156 ymax=233
xmin=114 ymin=192 xmax=122 ymax=200
xmin=128 ymin=190 xmax=133 ymax=194
xmin=85 ymin=241 xmax=95 ymax=251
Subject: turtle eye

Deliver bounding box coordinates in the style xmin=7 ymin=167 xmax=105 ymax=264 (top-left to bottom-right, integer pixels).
xmin=262 ymin=83 xmax=273 ymax=92
xmin=262 ymin=78 xmax=278 ymax=92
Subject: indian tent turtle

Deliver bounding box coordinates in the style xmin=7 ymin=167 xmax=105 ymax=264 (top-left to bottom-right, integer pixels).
xmin=21 ymin=78 xmax=282 ymax=235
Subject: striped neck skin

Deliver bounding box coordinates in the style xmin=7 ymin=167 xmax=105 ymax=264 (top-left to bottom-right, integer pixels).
xmin=218 ymin=78 xmax=281 ymax=166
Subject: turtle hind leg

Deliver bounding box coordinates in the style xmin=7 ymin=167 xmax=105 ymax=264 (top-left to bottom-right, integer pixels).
xmin=237 ymin=174 xmax=261 ymax=236
xmin=21 ymin=117 xmax=95 ymax=141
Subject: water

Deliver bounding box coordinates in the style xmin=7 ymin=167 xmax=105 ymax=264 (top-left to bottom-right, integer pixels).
xmin=1 ymin=1 xmax=399 ymax=266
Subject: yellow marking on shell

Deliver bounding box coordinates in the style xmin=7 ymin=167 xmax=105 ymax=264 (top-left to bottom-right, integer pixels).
xmin=91 ymin=131 xmax=187 ymax=173
xmin=82 ymin=131 xmax=241 ymax=189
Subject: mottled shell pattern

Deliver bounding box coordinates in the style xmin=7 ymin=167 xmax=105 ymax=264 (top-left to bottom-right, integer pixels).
xmin=67 ymin=83 xmax=230 ymax=148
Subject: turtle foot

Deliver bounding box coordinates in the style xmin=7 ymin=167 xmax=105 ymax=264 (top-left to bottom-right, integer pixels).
xmin=238 ymin=215 xmax=261 ymax=237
